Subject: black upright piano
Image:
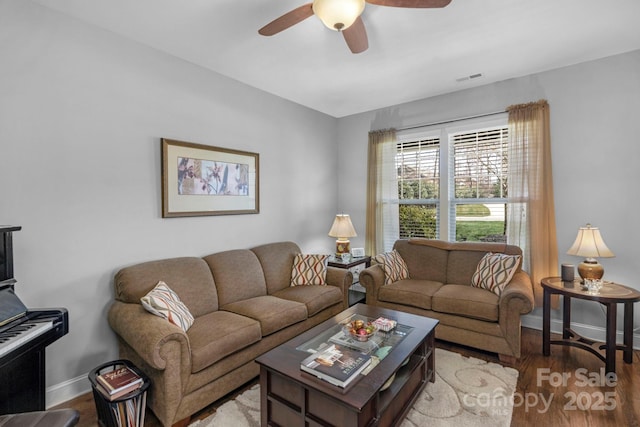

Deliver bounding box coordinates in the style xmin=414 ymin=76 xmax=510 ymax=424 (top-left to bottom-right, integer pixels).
xmin=0 ymin=226 xmax=69 ymax=414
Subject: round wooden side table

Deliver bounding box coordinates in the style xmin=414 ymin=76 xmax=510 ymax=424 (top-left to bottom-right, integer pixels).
xmin=541 ymin=276 xmax=640 ymax=375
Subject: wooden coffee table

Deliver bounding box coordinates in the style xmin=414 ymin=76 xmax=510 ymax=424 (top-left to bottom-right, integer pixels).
xmin=255 ymin=304 xmax=438 ymax=427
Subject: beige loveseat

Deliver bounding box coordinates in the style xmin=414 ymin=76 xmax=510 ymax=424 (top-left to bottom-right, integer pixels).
xmin=360 ymin=239 xmax=534 ymax=362
xmin=108 ymin=242 xmax=351 ymax=427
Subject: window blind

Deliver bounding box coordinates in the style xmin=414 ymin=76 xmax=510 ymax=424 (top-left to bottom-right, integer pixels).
xmin=396 ymin=138 xmax=440 ymax=239
xmin=452 ymin=127 xmax=508 ymax=199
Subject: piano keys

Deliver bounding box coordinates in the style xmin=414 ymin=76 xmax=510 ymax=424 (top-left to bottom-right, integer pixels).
xmin=0 ymin=318 xmax=53 ymax=358
xmin=0 ymin=226 xmax=69 ymax=414
xmin=0 ymin=308 xmax=69 ymax=414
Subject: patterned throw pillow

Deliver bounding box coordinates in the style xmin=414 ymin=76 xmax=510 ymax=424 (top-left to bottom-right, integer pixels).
xmin=140 ymin=281 xmax=194 ymax=332
xmin=373 ymin=250 xmax=410 ymax=285
xmin=471 ymin=252 xmax=521 ymax=296
xmin=291 ymin=254 xmax=329 ymax=286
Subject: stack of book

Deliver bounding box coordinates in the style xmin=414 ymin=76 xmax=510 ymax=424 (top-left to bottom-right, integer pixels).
xmin=95 ymin=365 xmax=144 ymax=401
xmin=300 ymin=344 xmax=371 ymax=388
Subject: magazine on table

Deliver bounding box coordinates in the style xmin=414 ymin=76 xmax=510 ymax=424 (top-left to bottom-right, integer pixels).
xmin=300 ymin=344 xmax=371 ymax=388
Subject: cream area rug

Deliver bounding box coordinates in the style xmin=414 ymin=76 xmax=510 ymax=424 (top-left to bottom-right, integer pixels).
xmin=190 ymin=348 xmax=519 ymax=427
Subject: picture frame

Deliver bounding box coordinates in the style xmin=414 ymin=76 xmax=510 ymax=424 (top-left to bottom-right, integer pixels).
xmin=351 ymin=247 xmax=365 ymax=258
xmin=161 ymin=138 xmax=259 ymax=217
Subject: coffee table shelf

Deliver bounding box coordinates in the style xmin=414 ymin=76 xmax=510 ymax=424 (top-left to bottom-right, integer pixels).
xmin=256 ymin=304 xmax=438 ymax=427
xmin=375 ymin=341 xmax=432 ymax=427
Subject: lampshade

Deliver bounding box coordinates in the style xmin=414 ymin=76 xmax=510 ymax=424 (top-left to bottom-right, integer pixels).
xmin=312 ymin=0 xmax=365 ymax=31
xmin=328 ymin=214 xmax=357 ymax=238
xmin=567 ymin=224 xmax=614 ymax=258
xmin=328 ymin=214 xmax=357 ymax=256
xmin=566 ymin=224 xmax=614 ymax=281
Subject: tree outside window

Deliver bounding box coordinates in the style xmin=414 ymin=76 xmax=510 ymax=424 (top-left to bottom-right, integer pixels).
xmin=396 ymin=120 xmax=509 ymax=242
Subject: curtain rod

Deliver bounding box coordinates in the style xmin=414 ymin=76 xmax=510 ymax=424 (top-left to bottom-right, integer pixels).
xmin=396 ymin=110 xmax=507 ymax=132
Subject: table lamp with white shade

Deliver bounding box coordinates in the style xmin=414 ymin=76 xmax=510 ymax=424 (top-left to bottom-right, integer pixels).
xmin=566 ymin=223 xmax=615 ymax=281
xmin=328 ymin=214 xmax=357 ymax=257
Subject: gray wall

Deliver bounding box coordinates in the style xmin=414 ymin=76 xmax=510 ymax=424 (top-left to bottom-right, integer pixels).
xmin=0 ymin=1 xmax=338 ymax=405
xmin=337 ymin=49 xmax=640 ymax=344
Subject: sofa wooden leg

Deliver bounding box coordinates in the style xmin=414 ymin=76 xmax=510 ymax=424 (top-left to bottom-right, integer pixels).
xmin=498 ymin=354 xmax=517 ymax=365
xmin=172 ymin=416 xmax=191 ymax=427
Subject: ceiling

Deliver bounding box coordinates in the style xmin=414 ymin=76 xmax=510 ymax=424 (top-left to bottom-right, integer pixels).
xmin=31 ymin=0 xmax=640 ymax=118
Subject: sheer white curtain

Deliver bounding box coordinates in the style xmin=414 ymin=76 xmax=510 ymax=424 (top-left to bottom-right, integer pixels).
xmin=506 ymin=100 xmax=558 ymax=306
xmin=366 ymin=129 xmax=399 ymax=256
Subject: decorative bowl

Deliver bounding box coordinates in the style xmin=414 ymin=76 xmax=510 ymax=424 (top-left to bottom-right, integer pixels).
xmin=380 ymin=373 xmax=396 ymax=391
xmin=343 ymin=319 xmax=377 ymax=342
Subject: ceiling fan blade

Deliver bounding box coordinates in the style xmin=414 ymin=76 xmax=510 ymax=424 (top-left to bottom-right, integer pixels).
xmin=365 ymin=0 xmax=451 ymax=8
xmin=258 ymin=3 xmax=314 ymax=36
xmin=343 ymin=17 xmax=368 ymax=54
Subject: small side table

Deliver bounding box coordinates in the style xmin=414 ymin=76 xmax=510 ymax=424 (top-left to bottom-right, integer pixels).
xmin=541 ymin=277 xmax=640 ymax=375
xmin=328 ymin=255 xmax=371 ymax=306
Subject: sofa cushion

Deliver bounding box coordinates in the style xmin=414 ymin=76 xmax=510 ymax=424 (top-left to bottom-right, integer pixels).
xmin=446 ymin=250 xmax=494 ymax=285
xmin=373 ymin=250 xmax=410 ymax=285
xmin=203 ymin=250 xmax=267 ymax=306
xmin=273 ymin=284 xmax=342 ymax=316
xmin=222 ymin=296 xmax=308 ymax=336
xmin=377 ymin=279 xmax=444 ymax=310
xmin=432 ymin=284 xmax=499 ymax=321
xmin=251 ymin=241 xmax=301 ymax=294
xmin=140 ymin=281 xmax=195 ymax=332
xmin=115 ymin=257 xmax=218 ymax=317
xmin=395 ymin=240 xmax=448 ymax=283
xmin=187 ymin=310 xmax=261 ymax=373
xmin=471 ymin=252 xmax=521 ymax=296
xmin=291 ymin=254 xmax=329 ymax=286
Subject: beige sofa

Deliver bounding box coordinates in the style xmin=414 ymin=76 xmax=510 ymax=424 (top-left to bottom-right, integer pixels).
xmin=360 ymin=239 xmax=534 ymax=362
xmin=108 ymin=242 xmax=351 ymax=427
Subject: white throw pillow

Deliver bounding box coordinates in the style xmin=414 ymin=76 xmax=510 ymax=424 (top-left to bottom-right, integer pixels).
xmin=140 ymin=281 xmax=194 ymax=332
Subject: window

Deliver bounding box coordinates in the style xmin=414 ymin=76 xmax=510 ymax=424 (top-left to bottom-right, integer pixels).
xmin=370 ymin=102 xmax=556 ymax=286
xmin=396 ymin=115 xmax=509 ymax=243
xmin=397 ymin=136 xmax=440 ymax=239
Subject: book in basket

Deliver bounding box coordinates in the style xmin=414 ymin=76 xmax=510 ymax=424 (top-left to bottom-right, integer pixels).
xmin=96 ymin=365 xmax=143 ymax=397
xmin=300 ymin=344 xmax=371 ymax=388
xmin=95 ymin=380 xmax=142 ymax=401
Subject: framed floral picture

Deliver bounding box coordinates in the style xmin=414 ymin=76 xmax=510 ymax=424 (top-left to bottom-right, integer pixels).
xmin=161 ymin=138 xmax=259 ymax=217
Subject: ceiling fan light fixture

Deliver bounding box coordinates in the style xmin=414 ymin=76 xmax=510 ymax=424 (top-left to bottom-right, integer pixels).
xmin=313 ymin=0 xmax=365 ymax=31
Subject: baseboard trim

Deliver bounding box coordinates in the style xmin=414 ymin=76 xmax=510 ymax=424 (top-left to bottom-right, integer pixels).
xmin=521 ymin=313 xmax=640 ymax=351
xmin=46 ymin=373 xmax=92 ymax=409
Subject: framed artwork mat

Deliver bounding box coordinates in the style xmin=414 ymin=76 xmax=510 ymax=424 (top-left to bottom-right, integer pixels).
xmin=161 ymin=138 xmax=259 ymax=217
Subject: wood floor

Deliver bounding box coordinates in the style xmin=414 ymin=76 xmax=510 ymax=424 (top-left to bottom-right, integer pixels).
xmin=54 ymin=327 xmax=640 ymax=426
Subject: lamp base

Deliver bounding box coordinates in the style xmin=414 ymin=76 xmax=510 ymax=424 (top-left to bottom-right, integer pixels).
xmin=335 ymin=239 xmax=351 ymax=257
xmin=577 ymin=258 xmax=604 ymax=281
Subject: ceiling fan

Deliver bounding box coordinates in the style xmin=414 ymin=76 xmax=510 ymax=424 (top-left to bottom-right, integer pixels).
xmin=258 ymin=0 xmax=452 ymax=54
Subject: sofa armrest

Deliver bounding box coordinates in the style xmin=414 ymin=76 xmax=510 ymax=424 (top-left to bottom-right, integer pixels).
xmin=108 ymin=301 xmax=192 ymax=372
xmin=499 ymin=271 xmax=535 ymax=315
xmin=497 ymin=271 xmax=534 ymax=358
xmin=359 ymin=265 xmax=385 ymax=305
xmin=326 ymin=266 xmax=353 ymax=309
